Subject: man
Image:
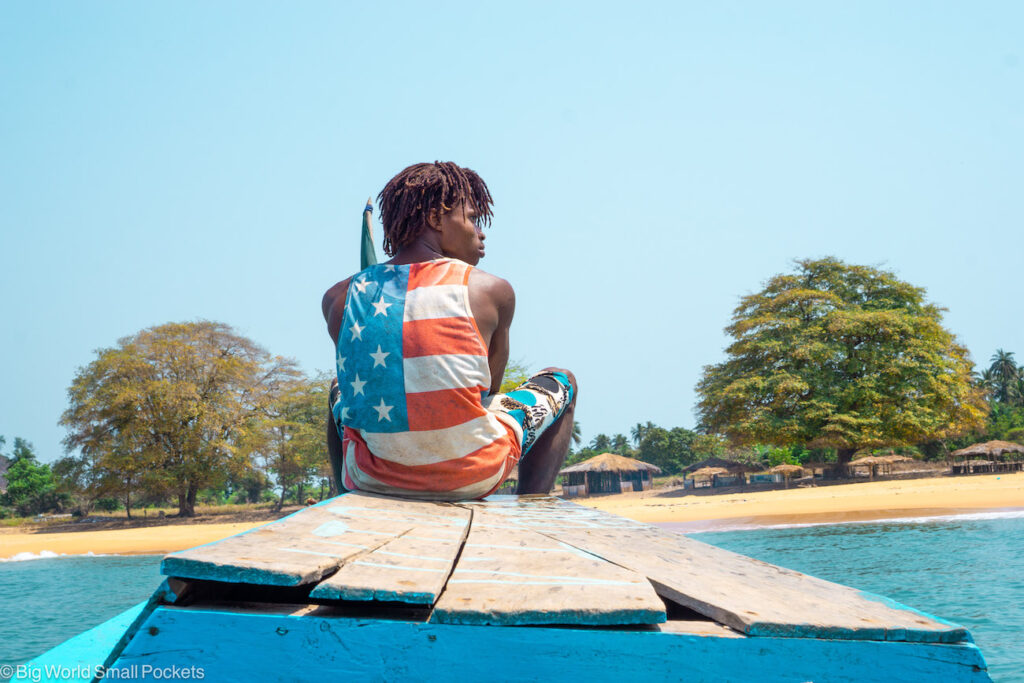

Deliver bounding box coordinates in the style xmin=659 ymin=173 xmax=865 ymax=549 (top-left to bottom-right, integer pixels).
xmin=321 ymin=162 xmax=577 ymax=500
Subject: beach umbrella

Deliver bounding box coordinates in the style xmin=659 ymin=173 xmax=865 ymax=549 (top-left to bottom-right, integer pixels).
xmin=360 ymin=197 xmax=378 ymax=269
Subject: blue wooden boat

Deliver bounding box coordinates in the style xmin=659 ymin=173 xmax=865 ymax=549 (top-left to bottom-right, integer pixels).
xmin=19 ymin=493 xmax=990 ymax=681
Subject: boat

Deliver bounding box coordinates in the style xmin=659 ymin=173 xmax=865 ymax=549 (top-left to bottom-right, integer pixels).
xmin=19 ymin=492 xmax=991 ymax=681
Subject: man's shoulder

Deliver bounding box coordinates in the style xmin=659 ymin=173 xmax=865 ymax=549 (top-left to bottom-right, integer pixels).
xmin=468 ymin=266 xmax=514 ymax=299
xmin=322 ymin=276 xmax=354 ymax=314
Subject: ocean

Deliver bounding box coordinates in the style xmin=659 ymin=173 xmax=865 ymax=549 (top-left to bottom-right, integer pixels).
xmin=1 ymin=513 xmax=1022 ymax=681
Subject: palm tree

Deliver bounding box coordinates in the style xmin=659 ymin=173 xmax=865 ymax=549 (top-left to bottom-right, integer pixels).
xmin=589 ymin=433 xmax=611 ymax=452
xmin=570 ymin=421 xmax=582 ymax=448
xmin=990 ymin=349 xmax=1020 ymax=403
xmin=630 ymin=421 xmax=656 ymax=447
xmin=611 ymin=433 xmax=630 ymax=455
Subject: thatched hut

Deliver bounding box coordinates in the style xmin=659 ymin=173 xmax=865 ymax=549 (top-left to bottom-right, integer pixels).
xmin=682 ymin=457 xmax=754 ymax=487
xmin=769 ymin=463 xmax=804 ymax=488
xmin=688 ymin=466 xmax=730 ymax=489
xmin=952 ymin=441 xmax=1024 ymax=473
xmin=848 ymin=455 xmax=892 ymax=480
xmin=559 ymin=453 xmax=661 ymax=497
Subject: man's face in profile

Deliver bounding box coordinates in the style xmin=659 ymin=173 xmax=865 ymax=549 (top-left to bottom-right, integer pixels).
xmin=435 ymin=202 xmax=486 ymax=266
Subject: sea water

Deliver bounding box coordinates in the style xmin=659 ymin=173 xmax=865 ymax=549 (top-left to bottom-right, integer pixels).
xmin=687 ymin=511 xmax=1024 ymax=682
xmin=1 ymin=516 xmax=1021 ymax=681
xmin=0 ymin=554 xmax=162 ymax=671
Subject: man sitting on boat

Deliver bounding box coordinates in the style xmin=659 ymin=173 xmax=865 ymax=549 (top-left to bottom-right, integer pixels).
xmin=321 ymin=161 xmax=577 ymax=500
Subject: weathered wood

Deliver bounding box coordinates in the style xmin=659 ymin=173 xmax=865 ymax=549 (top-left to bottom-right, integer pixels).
xmin=161 ymin=493 xmax=457 ymax=586
xmin=107 ymin=605 xmax=991 ymax=682
xmin=309 ymin=505 xmax=472 ymax=604
xmin=543 ymin=514 xmax=969 ymax=643
xmin=431 ymin=509 xmax=665 ymax=626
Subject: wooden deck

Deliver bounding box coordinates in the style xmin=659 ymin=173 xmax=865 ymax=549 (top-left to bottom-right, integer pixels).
xmin=161 ymin=492 xmax=971 ymax=640
xmin=25 ymin=492 xmax=990 ymax=682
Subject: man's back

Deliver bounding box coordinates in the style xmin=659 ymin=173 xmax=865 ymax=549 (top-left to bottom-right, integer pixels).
xmin=330 ymin=258 xmax=520 ymax=499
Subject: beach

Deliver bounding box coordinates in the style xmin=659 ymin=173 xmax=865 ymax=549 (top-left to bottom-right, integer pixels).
xmin=578 ymin=471 xmax=1024 ymax=531
xmin=2 ymin=473 xmax=1022 ymax=559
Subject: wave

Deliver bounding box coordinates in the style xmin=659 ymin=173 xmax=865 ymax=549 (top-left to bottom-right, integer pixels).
xmin=685 ymin=508 xmax=1024 ymax=534
xmin=0 ymin=551 xmax=107 ymax=563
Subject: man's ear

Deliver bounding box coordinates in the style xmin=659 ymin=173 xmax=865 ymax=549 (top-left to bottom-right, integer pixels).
xmin=426 ymin=208 xmax=442 ymax=232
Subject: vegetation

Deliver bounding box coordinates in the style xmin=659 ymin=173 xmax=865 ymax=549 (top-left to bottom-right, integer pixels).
xmin=0 ymin=437 xmax=65 ymax=516
xmin=696 ymin=258 xmax=987 ymax=466
xmin=59 ymin=322 xmax=304 ymax=517
xmin=14 ymin=280 xmax=1016 ymax=519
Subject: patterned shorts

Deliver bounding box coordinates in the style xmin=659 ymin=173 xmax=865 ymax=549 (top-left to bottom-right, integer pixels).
xmin=483 ymin=370 xmax=575 ymax=455
xmin=330 ymin=370 xmax=574 ymax=457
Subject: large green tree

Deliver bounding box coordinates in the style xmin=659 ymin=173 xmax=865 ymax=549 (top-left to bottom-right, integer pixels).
xmin=251 ymin=376 xmax=330 ymax=510
xmin=696 ymin=258 xmax=987 ymax=466
xmin=61 ymin=321 xmax=299 ymax=516
xmin=2 ymin=438 xmax=61 ymax=516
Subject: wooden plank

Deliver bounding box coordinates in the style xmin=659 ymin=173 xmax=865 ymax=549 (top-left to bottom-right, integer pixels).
xmin=161 ymin=492 xmax=459 ymax=586
xmin=309 ymin=506 xmax=471 ymax=604
xmin=109 ymin=605 xmax=991 ymax=682
xmin=431 ymin=509 xmax=665 ymax=626
xmin=541 ymin=508 xmax=970 ymax=643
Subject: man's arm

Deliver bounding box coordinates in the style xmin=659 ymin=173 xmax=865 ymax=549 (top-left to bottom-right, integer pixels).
xmin=321 ymin=277 xmax=353 ymax=345
xmin=468 ymin=270 xmax=515 ymax=395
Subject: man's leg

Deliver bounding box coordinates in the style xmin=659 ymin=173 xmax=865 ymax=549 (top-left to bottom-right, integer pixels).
xmin=516 ymin=368 xmax=578 ymax=495
xmin=326 ymin=379 xmax=347 ymax=492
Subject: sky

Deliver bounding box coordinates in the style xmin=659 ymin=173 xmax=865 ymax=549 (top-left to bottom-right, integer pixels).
xmin=2 ymin=1 xmax=1022 ymax=463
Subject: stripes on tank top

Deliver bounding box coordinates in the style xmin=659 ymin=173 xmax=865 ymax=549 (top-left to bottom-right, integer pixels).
xmin=332 ymin=258 xmax=519 ymax=499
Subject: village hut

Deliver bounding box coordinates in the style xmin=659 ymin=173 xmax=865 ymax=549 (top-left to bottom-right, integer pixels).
xmin=559 ymin=453 xmax=661 ymax=497
xmin=769 ymin=463 xmax=804 ymax=488
xmin=848 ymin=455 xmax=893 ymax=480
xmin=952 ymin=441 xmax=1024 ymax=474
xmin=682 ymin=457 xmax=754 ymax=487
xmin=688 ymin=466 xmax=730 ymax=489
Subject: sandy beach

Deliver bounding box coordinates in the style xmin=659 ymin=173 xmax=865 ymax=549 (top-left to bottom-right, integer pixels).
xmin=2 ymin=473 xmax=1022 ymax=559
xmin=577 ymin=472 xmax=1024 ymax=530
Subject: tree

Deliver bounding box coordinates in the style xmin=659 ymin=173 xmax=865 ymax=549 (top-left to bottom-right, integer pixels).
xmin=253 ymin=376 xmax=330 ymax=511
xmin=2 ymin=438 xmax=61 ymax=516
xmin=499 ymin=360 xmax=531 ymax=393
xmin=635 ymin=425 xmax=697 ymax=474
xmin=696 ymin=258 xmax=987 ymax=467
xmin=61 ymin=321 xmax=299 ymax=516
xmin=988 ymin=349 xmax=1019 ymax=404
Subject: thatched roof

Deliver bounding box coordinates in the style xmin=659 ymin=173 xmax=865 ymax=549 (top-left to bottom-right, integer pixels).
xmin=769 ymin=464 xmax=804 ymax=475
xmin=681 ymin=457 xmax=757 ymax=475
xmin=952 ymin=440 xmax=1024 ymax=458
xmin=689 ymin=466 xmax=730 ymax=479
xmin=560 ymin=453 xmax=661 ymax=475
xmin=850 ymin=456 xmax=891 ymax=466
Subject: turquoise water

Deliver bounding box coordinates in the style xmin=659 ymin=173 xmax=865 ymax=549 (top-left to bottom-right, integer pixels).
xmin=0 ymin=555 xmax=161 ymax=669
xmin=687 ymin=512 xmax=1024 ymax=682
xmin=1 ymin=515 xmax=1021 ymax=680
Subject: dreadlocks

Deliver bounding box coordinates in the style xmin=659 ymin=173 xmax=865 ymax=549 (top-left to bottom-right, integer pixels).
xmin=376 ymin=161 xmax=494 ymax=257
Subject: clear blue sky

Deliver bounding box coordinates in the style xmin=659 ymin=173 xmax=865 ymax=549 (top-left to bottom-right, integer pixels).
xmin=2 ymin=2 xmax=1022 ymax=463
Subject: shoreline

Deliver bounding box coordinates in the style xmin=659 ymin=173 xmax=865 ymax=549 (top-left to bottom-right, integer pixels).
xmin=1 ymin=473 xmax=1022 ymax=560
